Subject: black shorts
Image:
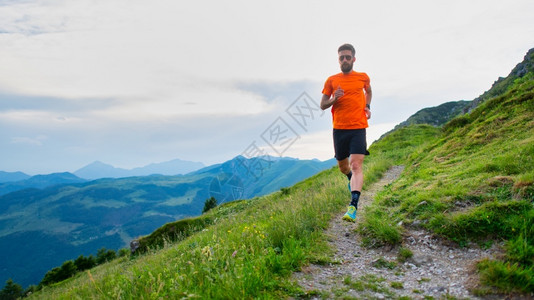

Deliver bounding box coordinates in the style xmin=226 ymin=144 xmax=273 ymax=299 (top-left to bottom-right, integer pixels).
xmin=333 ymin=128 xmax=370 ymax=160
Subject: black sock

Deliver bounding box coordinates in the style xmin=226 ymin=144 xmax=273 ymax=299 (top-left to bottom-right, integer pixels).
xmin=346 ymin=171 xmax=352 ymax=181
xmin=350 ymin=191 xmax=361 ymax=208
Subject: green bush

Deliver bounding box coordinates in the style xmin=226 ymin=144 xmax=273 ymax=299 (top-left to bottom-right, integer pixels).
xmin=96 ymin=248 xmax=116 ymax=264
xmin=202 ymin=196 xmax=218 ymax=213
xmin=0 ymin=279 xmax=23 ymax=300
xmin=40 ymin=261 xmax=77 ymax=286
xmin=74 ymin=254 xmax=96 ymax=271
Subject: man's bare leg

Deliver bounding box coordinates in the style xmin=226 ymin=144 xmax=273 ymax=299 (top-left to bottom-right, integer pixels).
xmin=349 ymin=154 xmax=364 ymax=192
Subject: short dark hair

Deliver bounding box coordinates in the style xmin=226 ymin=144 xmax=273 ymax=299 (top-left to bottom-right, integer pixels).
xmin=338 ymin=43 xmax=355 ymax=56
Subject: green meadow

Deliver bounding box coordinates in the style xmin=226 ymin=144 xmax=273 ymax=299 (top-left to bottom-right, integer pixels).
xmin=21 ymin=68 xmax=534 ymax=299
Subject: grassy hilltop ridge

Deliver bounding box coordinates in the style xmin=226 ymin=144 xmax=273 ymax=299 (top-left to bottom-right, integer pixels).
xmin=25 ymin=67 xmax=534 ymax=298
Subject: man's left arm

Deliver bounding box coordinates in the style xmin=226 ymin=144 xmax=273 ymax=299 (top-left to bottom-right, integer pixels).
xmin=365 ymin=84 xmax=372 ymax=119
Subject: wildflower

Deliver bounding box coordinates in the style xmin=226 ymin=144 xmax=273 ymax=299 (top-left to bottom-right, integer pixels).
xmin=232 ymin=250 xmax=238 ymax=257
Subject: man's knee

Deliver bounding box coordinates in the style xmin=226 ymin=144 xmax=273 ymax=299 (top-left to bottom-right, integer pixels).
xmin=338 ymin=164 xmax=351 ymax=174
xmin=349 ymin=155 xmax=364 ymax=172
xmin=350 ymin=162 xmax=362 ymax=172
xmin=337 ymin=159 xmax=351 ymax=174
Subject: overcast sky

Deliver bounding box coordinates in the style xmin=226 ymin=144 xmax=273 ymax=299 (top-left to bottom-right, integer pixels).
xmin=1 ymin=0 xmax=533 ymax=175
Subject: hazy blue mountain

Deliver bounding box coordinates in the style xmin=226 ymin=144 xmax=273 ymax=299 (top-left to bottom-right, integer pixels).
xmin=0 ymin=171 xmax=30 ymax=183
xmin=0 ymin=172 xmax=87 ymax=196
xmin=0 ymin=156 xmax=335 ymax=287
xmin=73 ymin=161 xmax=131 ymax=179
xmin=74 ymin=159 xmax=205 ymax=180
xmin=128 ymin=159 xmax=205 ymax=177
xmin=196 ymin=156 xmax=337 ymax=200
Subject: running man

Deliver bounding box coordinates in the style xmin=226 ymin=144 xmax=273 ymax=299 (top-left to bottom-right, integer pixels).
xmin=320 ymin=43 xmax=372 ymax=222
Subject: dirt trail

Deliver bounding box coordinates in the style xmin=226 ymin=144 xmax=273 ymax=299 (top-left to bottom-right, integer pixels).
xmin=293 ymin=166 xmax=500 ymax=299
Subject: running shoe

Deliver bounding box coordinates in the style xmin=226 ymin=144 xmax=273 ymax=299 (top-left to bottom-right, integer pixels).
xmin=342 ymin=205 xmax=357 ymax=222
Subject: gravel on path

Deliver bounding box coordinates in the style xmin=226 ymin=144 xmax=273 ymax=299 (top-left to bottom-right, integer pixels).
xmin=293 ymin=166 xmax=503 ymax=299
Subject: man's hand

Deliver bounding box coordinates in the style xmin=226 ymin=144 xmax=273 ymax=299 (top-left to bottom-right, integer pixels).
xmin=333 ymin=86 xmax=344 ymax=100
xmin=365 ymin=107 xmax=371 ymax=119
xmin=320 ymin=87 xmax=343 ymax=110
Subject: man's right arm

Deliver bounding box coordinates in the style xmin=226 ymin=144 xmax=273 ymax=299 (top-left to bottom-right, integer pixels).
xmin=320 ymin=94 xmax=334 ymax=110
xmin=321 ymin=87 xmax=343 ymax=110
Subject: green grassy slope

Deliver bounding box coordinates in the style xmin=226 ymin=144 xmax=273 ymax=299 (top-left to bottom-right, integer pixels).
xmin=360 ymin=73 xmax=534 ymax=294
xmin=27 ymin=122 xmax=441 ymax=299
xmin=0 ymin=157 xmax=335 ymax=288
xmin=27 ymin=168 xmax=346 ymax=299
xmin=27 ymin=67 xmax=533 ymax=299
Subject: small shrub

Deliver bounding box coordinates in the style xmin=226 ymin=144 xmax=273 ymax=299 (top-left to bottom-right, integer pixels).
xmin=372 ymin=257 xmax=397 ymax=269
xmin=280 ymin=187 xmax=291 ymax=195
xmin=202 ymin=196 xmax=218 ymax=213
xmin=398 ymin=247 xmax=414 ymax=263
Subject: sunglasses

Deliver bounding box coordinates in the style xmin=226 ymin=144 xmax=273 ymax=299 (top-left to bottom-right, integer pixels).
xmin=339 ymin=55 xmax=353 ymax=61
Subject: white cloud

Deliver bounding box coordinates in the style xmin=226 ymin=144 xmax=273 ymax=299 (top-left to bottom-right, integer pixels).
xmin=10 ymin=135 xmax=47 ymax=146
xmin=0 ymin=0 xmax=533 ymax=174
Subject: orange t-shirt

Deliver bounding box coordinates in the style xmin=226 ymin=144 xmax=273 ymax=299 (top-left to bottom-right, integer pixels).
xmin=322 ymin=71 xmax=370 ymax=129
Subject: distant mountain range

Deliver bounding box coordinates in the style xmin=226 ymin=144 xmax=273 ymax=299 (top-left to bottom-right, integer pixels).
xmin=73 ymin=159 xmax=205 ymax=180
xmin=0 ymin=158 xmax=205 ymax=183
xmin=0 ymin=171 xmax=31 ymax=183
xmin=0 ymin=172 xmax=87 ymax=196
xmin=0 ymin=159 xmax=206 ymax=196
xmin=0 ymin=155 xmax=336 ymax=287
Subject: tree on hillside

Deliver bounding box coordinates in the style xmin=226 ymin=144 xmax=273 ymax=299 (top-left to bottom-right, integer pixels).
xmin=0 ymin=279 xmax=23 ymax=300
xmin=96 ymin=248 xmax=116 ymax=264
xmin=40 ymin=260 xmax=77 ymax=286
xmin=202 ymin=196 xmax=218 ymax=213
xmin=74 ymin=254 xmax=96 ymax=271
xmin=118 ymin=248 xmax=130 ymax=257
